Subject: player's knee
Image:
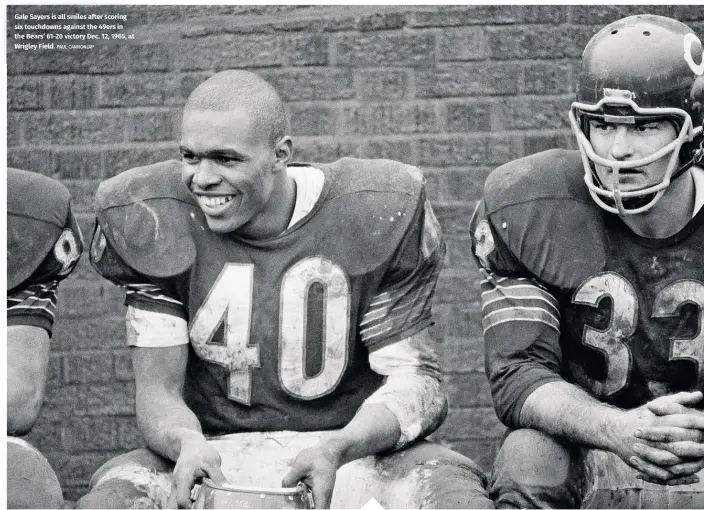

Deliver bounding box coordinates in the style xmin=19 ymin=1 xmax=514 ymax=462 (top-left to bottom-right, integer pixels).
xmin=7 ymin=437 xmax=64 ymax=509
xmin=411 ymin=458 xmax=494 ymax=509
xmin=76 ymin=450 xmax=173 ymax=509
xmin=494 ymin=428 xmax=575 ymax=484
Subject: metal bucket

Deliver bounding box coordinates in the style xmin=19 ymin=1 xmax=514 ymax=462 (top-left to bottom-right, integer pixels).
xmin=191 ymin=478 xmax=315 ymax=509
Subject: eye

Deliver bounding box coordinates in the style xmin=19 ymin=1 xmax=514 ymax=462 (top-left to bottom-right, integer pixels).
xmin=636 ymin=122 xmax=659 ymax=132
xmin=181 ymin=151 xmax=200 ymax=164
xmin=590 ymin=121 xmax=613 ymax=132
xmin=214 ymin=155 xmax=238 ymax=165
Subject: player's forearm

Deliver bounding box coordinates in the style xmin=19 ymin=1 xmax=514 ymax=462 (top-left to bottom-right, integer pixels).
xmin=7 ymin=374 xmax=44 ymax=435
xmin=317 ymin=403 xmax=402 ymax=467
xmin=136 ymin=386 xmax=204 ymax=462
xmin=519 ymin=380 xmax=627 ymax=453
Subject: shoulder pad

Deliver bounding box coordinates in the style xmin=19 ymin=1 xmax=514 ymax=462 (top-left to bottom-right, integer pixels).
xmin=482 ymin=150 xmax=607 ymax=288
xmin=315 ymin=157 xmax=425 ymax=198
xmin=93 ymin=160 xmax=198 ymax=278
xmin=7 ymin=169 xmax=73 ymax=291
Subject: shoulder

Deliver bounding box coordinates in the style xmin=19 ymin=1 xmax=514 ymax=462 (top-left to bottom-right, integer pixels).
xmin=483 ymin=149 xmax=590 ymax=214
xmin=93 ymin=160 xmax=198 ymax=278
xmin=316 ymin=157 xmax=425 ymax=199
xmin=479 ymin=150 xmax=607 ymax=287
xmin=8 ymin=168 xmax=71 ymax=225
xmin=95 ymin=159 xmax=194 ymax=212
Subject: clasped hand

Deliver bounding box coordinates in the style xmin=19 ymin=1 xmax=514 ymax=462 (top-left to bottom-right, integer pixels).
xmin=625 ymin=391 xmax=704 ymax=485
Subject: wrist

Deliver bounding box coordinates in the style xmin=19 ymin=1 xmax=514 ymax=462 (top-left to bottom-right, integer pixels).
xmin=316 ymin=435 xmax=349 ymax=468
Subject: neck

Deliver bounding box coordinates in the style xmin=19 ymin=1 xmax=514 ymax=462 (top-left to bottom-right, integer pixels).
xmin=238 ymin=170 xmax=297 ymax=239
xmin=620 ymin=169 xmax=695 ymax=239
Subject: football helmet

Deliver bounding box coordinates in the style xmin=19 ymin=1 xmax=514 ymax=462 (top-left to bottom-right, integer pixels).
xmin=569 ymin=14 xmax=704 ymax=215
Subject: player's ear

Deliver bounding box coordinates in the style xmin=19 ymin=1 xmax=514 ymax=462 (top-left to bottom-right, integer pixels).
xmin=273 ymin=136 xmax=293 ymax=172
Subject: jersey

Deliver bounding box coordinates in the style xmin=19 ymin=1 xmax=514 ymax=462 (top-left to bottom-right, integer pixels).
xmin=7 ymin=168 xmax=83 ymax=334
xmin=470 ymin=149 xmax=704 ymax=427
xmin=90 ymin=158 xmax=444 ymax=435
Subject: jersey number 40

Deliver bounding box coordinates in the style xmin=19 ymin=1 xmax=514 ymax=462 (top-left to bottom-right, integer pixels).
xmin=189 ymin=258 xmax=351 ymax=405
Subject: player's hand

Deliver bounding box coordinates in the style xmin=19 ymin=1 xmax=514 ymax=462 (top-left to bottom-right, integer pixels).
xmin=281 ymin=444 xmax=341 ymax=509
xmin=166 ymin=437 xmax=227 ymax=508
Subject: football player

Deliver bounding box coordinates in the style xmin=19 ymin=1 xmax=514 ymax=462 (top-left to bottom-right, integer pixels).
xmin=7 ymin=168 xmax=83 ymax=508
xmin=75 ymin=70 xmax=493 ymax=509
xmin=471 ymin=14 xmax=704 ymax=508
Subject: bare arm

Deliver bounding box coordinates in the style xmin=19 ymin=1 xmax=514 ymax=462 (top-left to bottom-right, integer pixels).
xmin=7 ymin=325 xmax=51 ymax=435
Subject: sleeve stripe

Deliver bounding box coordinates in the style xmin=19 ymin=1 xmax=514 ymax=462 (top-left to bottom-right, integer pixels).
xmin=361 ymin=324 xmax=396 ymax=343
xmin=482 ymin=294 xmax=560 ymax=315
xmin=368 ymin=272 xmax=434 ymax=309
xmin=482 ymin=308 xmax=560 ymax=334
xmin=361 ymin=287 xmax=432 ymax=334
xmin=481 ymin=282 xmax=559 ymax=309
xmin=124 ymin=287 xmax=183 ymax=306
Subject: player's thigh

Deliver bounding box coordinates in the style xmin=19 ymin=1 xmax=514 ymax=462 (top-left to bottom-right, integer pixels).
xmin=75 ymin=448 xmax=174 ymax=509
xmin=582 ymin=449 xmax=704 ymax=509
xmin=7 ymin=437 xmax=64 ymax=509
xmin=333 ymin=439 xmax=493 ymax=509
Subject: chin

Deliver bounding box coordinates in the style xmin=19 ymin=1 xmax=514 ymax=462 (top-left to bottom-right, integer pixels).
xmin=204 ymin=216 xmax=244 ymax=234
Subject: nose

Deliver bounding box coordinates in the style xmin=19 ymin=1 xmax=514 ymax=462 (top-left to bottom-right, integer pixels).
xmin=608 ymin=125 xmax=635 ymax=160
xmin=189 ymin=160 xmax=222 ymax=190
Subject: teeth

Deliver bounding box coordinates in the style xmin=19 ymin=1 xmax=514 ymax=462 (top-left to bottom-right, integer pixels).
xmin=201 ymin=195 xmax=234 ymax=208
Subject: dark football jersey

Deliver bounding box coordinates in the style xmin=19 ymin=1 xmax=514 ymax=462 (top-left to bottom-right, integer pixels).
xmin=91 ymin=158 xmax=444 ymax=435
xmin=471 ymin=149 xmax=704 ymax=427
xmin=7 ymin=168 xmax=83 ymax=334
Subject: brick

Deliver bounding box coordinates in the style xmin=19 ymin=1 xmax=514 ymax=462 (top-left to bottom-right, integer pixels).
xmin=62 ymin=180 xmax=101 ymax=214
xmin=25 ymin=111 xmax=125 ymax=146
xmin=259 ymin=69 xmax=355 ymax=101
xmin=54 ymin=151 xmax=103 ymax=180
xmin=433 ymin=204 xmax=475 ymax=236
xmin=103 ymin=145 xmax=179 ymax=177
xmin=356 ymin=69 xmax=409 ymax=100
xmin=114 ymin=350 xmax=134 ymax=381
xmin=410 ymin=5 xmax=567 ymax=27
xmin=25 ymin=416 xmax=64 ymax=451
xmin=42 ymin=382 xmax=135 ymax=418
xmin=7 ymin=77 xmax=46 ymax=111
xmin=180 ymin=72 xmax=216 ymax=102
xmin=117 ymin=419 xmax=145 ymax=449
xmin=177 ymin=34 xmax=281 ymax=71
xmin=435 ymin=272 xmax=482 ymax=304
xmin=126 ymin=43 xmax=174 ymax=72
xmin=289 ymin=105 xmax=338 ymax=136
xmin=51 ymin=315 xmax=127 ymax=352
xmin=7 ymin=113 xmax=24 ymax=147
xmin=99 ymin=74 xmax=181 ymax=107
xmin=525 ymin=131 xmax=575 ymax=155
xmin=486 ymin=25 xmax=587 ymax=60
xmin=439 ymin=27 xmax=487 ymax=61
xmin=446 ymin=372 xmax=493 ymax=407
xmin=441 ymin=336 xmax=485 ymax=373
xmin=49 ymin=76 xmax=98 ymax=110
xmin=417 ymin=136 xmax=487 ymax=167
xmin=127 ymin=109 xmax=181 ymax=142
xmin=293 ymin=138 xmax=362 ymax=164
xmin=443 ymin=237 xmax=480 ymax=271
xmin=439 ymin=438 xmax=501 ymax=475
xmin=486 ymin=133 xmax=525 ymax=166
xmin=283 ymin=33 xmax=328 ymax=66
xmin=437 ymin=407 xmax=506 ymax=440
xmin=444 ymin=101 xmax=492 ymax=133
xmin=64 ymin=416 xmax=119 ymax=452
xmin=493 ymin=96 xmax=572 ymax=131
xmin=18 ymin=45 xmax=124 ymax=74
xmin=335 ymin=32 xmax=435 ymax=67
xmin=358 ymin=139 xmax=417 ymax=165
xmin=524 ymin=62 xmax=576 ymax=95
xmin=57 ymin=282 xmax=126 ymax=319
xmin=357 ymin=11 xmax=407 ymax=31
xmin=64 ymin=351 xmax=118 ymax=384
xmin=423 ymin=167 xmax=491 ymax=203
xmin=416 ymin=63 xmax=522 ymax=98
xmin=146 ymin=5 xmax=183 ymax=23
xmin=46 ymin=354 xmax=64 ymax=389
xmin=341 ymin=103 xmax=440 ymax=135
xmin=433 ymin=302 xmax=482 ymax=340
xmin=567 ymin=5 xmax=704 ymax=25
xmin=7 ymin=149 xmax=58 ymax=176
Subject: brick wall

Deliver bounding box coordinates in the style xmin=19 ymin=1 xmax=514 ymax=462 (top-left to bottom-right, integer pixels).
xmin=7 ymin=5 xmax=704 ymax=500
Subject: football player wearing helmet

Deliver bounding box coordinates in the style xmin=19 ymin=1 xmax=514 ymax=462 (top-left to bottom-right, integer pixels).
xmin=471 ymin=14 xmax=704 ymax=508
xmin=75 ymin=70 xmax=493 ymax=509
xmin=7 ymin=168 xmax=83 ymax=508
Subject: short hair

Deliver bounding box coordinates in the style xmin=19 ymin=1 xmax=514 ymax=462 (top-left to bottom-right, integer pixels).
xmin=184 ymin=70 xmax=288 ymax=147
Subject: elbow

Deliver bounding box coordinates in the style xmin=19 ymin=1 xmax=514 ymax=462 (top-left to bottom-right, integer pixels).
xmin=7 ymin=387 xmax=44 ymax=435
